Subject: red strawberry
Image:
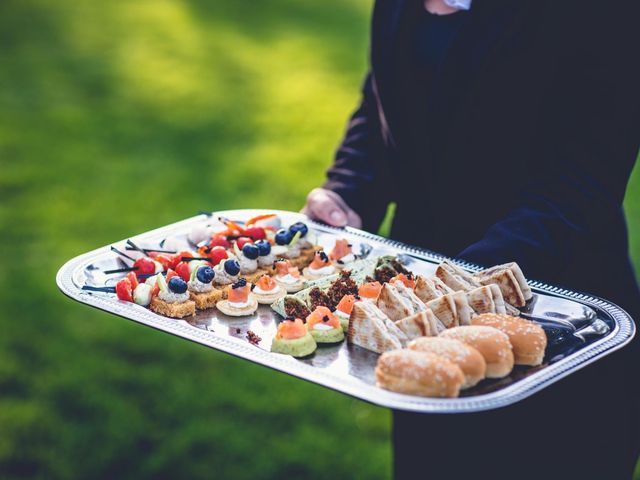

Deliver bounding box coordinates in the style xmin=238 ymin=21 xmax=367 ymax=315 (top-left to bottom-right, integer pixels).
xmin=126 ymin=271 xmax=139 ymax=290
xmin=243 ymin=227 xmax=266 ymax=241
xmin=116 ymin=278 xmax=133 ymax=302
xmin=236 ymin=237 xmax=253 ymax=249
xmin=206 ymin=246 xmax=228 ymax=266
xmin=166 ymin=269 xmax=179 ymax=281
xmin=153 ymin=253 xmax=174 ymax=271
xmin=174 ymin=262 xmax=191 ymax=282
xmin=133 ymin=257 xmax=157 ymax=276
xmin=209 ymin=235 xmax=231 ymax=249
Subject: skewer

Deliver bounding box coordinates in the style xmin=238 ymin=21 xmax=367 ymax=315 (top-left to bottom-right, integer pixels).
xmin=82 ymin=285 xmax=117 ymax=293
xmin=110 ymin=246 xmax=136 ymax=262
xmin=103 ymin=266 xmax=139 ymax=275
xmin=138 ymin=272 xmax=166 ymax=279
xmin=125 ymin=247 xmax=177 ymax=254
xmin=126 ymin=239 xmax=146 ymax=255
xmin=181 ymin=256 xmax=211 ymax=262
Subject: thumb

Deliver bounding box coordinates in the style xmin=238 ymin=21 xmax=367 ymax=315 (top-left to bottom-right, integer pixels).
xmin=307 ymin=189 xmax=348 ymax=227
xmin=327 ymin=208 xmax=347 ymax=226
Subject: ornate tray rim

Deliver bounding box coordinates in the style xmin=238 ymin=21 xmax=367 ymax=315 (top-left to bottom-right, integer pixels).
xmin=56 ymin=209 xmax=636 ymax=413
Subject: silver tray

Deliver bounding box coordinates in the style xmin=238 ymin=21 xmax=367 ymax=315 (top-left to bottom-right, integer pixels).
xmin=56 ymin=209 xmax=636 ymax=413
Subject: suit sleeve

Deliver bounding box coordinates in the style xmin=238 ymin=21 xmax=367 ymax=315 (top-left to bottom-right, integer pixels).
xmin=457 ymin=4 xmax=640 ymax=282
xmin=322 ymin=73 xmax=394 ymax=231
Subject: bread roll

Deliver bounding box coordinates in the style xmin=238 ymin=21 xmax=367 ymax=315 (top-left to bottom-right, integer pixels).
xmin=471 ymin=313 xmax=547 ymax=366
xmin=375 ymin=349 xmax=464 ymax=398
xmin=440 ymin=326 xmax=514 ymax=378
xmin=408 ymin=337 xmax=486 ymax=389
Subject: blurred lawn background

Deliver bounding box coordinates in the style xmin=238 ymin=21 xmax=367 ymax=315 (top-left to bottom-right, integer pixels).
xmin=1 ymin=0 xmax=639 ymax=478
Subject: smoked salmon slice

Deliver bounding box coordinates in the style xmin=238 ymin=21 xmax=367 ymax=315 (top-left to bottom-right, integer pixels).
xmin=276 ymin=318 xmax=308 ymax=340
xmin=358 ymin=281 xmax=383 ymax=301
xmin=306 ymin=306 xmax=341 ymax=330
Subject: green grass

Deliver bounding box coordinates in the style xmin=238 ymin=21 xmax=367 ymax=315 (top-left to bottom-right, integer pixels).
xmin=0 ymin=0 xmax=638 ymax=478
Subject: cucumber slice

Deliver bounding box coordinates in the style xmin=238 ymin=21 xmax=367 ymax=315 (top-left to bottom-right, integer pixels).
xmin=133 ymin=283 xmax=152 ymax=306
xmin=157 ymin=274 xmax=168 ymax=293
xmin=289 ymin=231 xmax=302 ymax=246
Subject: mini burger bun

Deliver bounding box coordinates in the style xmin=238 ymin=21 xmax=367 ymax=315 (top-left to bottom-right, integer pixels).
xmin=375 ymin=349 xmax=464 ymax=398
xmin=408 ymin=336 xmax=486 ymax=389
xmin=440 ymin=326 xmax=514 ymax=378
xmin=471 ymin=313 xmax=547 ymax=366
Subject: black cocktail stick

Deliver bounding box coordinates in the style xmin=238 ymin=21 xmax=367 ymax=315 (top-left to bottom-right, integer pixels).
xmin=111 ymin=246 xmax=136 ymax=262
xmin=124 ymin=246 xmax=177 ymax=254
xmin=82 ymin=285 xmax=117 ymax=293
xmin=103 ymin=266 xmax=139 ymax=275
xmin=181 ymin=256 xmax=211 ymax=262
xmin=138 ymin=272 xmax=166 ymax=279
xmin=126 ymin=239 xmax=146 ymax=255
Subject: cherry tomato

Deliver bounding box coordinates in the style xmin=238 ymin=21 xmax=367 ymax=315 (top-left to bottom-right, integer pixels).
xmin=134 ymin=257 xmax=157 ymax=276
xmin=126 ymin=271 xmax=139 ymax=290
xmin=151 ymin=253 xmax=173 ymax=271
xmin=236 ymin=237 xmax=253 ymax=249
xmin=174 ymin=262 xmax=191 ymax=282
xmin=164 ymin=270 xmax=179 ymax=283
xmin=206 ymin=246 xmax=228 ymax=266
xmin=209 ymin=235 xmax=231 ymax=249
xmin=116 ymin=278 xmax=133 ymax=302
xmin=243 ymin=227 xmax=266 ymax=241
xmin=168 ymin=251 xmax=192 ymax=269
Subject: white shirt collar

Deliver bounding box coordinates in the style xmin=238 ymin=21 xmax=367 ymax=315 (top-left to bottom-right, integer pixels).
xmin=443 ymin=0 xmax=472 ymax=10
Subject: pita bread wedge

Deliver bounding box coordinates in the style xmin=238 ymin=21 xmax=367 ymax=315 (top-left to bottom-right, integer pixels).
xmin=392 ymin=282 xmax=428 ymax=313
xmin=435 ymin=260 xmax=481 ymax=292
xmin=451 ymin=291 xmax=473 ymax=326
xmin=477 ymin=268 xmax=526 ymax=307
xmin=504 ymin=302 xmax=521 ymax=316
xmin=475 ymin=262 xmax=532 ymax=303
xmin=433 ymin=277 xmax=455 ymax=295
xmin=377 ymin=283 xmax=414 ymax=321
xmin=414 ymin=275 xmax=453 ymax=304
xmin=394 ymin=311 xmax=434 ymax=341
xmin=426 ymin=294 xmax=458 ymax=328
xmin=384 ymin=318 xmax=410 ymax=346
xmin=467 ymin=285 xmax=496 ymax=314
xmin=488 ymin=284 xmax=507 ymax=314
xmin=424 ymin=308 xmax=447 ymax=335
xmin=347 ymin=301 xmax=403 ymax=354
xmin=414 ymin=276 xmax=441 ymax=303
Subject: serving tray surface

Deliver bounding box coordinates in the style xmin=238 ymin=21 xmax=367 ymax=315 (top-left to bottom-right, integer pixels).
xmin=56 ymin=210 xmax=636 ymax=412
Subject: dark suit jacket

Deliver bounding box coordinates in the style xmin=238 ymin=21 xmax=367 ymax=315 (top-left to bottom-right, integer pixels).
xmin=322 ymin=1 xmax=640 ymax=477
xmin=323 ymin=0 xmax=640 ymax=319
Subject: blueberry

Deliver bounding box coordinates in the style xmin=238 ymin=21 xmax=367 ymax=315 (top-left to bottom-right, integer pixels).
xmin=275 ymin=229 xmax=293 ymax=246
xmin=168 ymin=277 xmax=188 ymax=294
xmin=242 ymin=243 xmax=260 ymax=260
xmin=232 ymin=278 xmax=247 ymax=289
xmin=224 ymin=259 xmax=241 ymax=276
xmin=196 ymin=266 xmax=215 ymax=283
xmin=255 ymin=239 xmax=271 ymax=256
xmin=289 ymin=222 xmax=308 ymax=238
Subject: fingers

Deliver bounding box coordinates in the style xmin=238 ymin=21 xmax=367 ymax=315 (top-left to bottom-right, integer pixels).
xmin=304 ymin=188 xmax=348 ymax=227
xmin=345 ymin=209 xmax=363 ymax=230
xmin=321 ymin=189 xmax=363 ymax=229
